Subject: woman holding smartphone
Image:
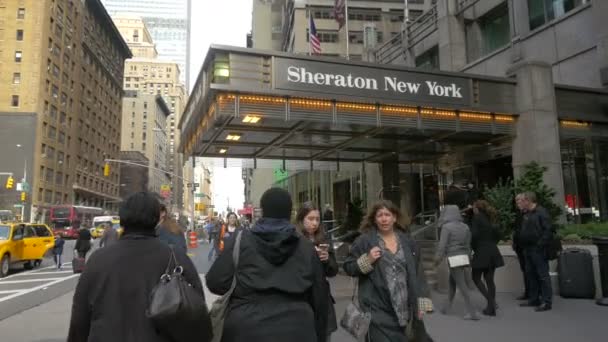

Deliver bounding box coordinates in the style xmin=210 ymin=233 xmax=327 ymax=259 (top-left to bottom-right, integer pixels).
xmin=296 ymin=202 xmax=339 ymax=341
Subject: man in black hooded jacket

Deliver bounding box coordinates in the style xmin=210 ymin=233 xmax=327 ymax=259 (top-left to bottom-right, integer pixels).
xmin=206 ymin=188 xmax=328 ymax=342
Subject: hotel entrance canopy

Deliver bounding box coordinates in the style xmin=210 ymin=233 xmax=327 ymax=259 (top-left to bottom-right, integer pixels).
xmin=179 ymin=46 xmax=518 ymax=167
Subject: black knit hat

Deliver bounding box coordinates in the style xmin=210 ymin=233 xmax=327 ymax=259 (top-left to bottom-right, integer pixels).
xmin=260 ymin=187 xmax=293 ymax=219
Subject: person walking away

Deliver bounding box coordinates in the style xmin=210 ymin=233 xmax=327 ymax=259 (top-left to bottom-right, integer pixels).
xmin=157 ymin=204 xmax=187 ymax=253
xmin=518 ymin=192 xmax=554 ymax=312
xmin=470 ymin=200 xmax=505 ymax=316
xmin=206 ymin=188 xmax=329 ymax=342
xmin=52 ymin=234 xmax=65 ymax=270
xmin=74 ymin=227 xmax=92 ymax=259
xmin=323 ymin=204 xmax=334 ymax=231
xmin=435 ymin=205 xmax=479 ymax=320
xmin=67 ymin=192 xmax=211 ymax=342
xmin=343 ymin=200 xmax=432 ymax=341
xmin=296 ymin=202 xmax=339 ymax=340
xmin=513 ymin=194 xmax=530 ymax=300
xmin=207 ymin=218 xmax=221 ymax=262
xmin=99 ymin=224 xmax=119 ymax=248
xmin=217 ymin=212 xmax=242 ymax=255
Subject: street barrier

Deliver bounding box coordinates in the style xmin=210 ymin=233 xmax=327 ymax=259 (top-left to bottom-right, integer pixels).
xmin=188 ymin=231 xmax=198 ymax=249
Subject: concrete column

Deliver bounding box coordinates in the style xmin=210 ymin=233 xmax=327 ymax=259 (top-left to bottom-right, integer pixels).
xmin=508 ymin=61 xmax=566 ymax=220
xmin=437 ymin=0 xmax=468 ymax=71
xmin=381 ymin=159 xmax=401 ymax=208
xmin=365 ymin=163 xmax=383 ymax=211
xmin=592 ymin=0 xmax=608 ymax=87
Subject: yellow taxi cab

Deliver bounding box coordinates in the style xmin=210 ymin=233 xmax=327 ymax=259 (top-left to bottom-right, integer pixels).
xmin=0 ymin=223 xmax=55 ymax=278
xmin=91 ymin=220 xmax=122 ymax=239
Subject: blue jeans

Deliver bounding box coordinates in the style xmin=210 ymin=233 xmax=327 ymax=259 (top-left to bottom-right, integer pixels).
xmin=54 ymin=254 xmax=62 ymax=268
xmin=208 ymin=238 xmax=217 ymax=262
xmin=524 ymin=247 xmax=553 ymax=305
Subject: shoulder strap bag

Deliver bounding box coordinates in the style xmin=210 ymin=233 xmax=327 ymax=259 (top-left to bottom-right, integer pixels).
xmin=146 ymin=246 xmax=212 ymax=342
xmin=209 ymin=230 xmax=243 ymax=342
xmin=340 ymin=278 xmax=371 ymax=342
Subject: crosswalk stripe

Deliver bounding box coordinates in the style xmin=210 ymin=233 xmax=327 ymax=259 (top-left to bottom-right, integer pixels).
xmin=23 ymin=271 xmax=73 ymax=275
xmin=0 ymin=278 xmax=64 ymax=284
xmin=0 ymin=274 xmax=79 ymax=303
xmin=0 ymin=290 xmax=22 ymax=294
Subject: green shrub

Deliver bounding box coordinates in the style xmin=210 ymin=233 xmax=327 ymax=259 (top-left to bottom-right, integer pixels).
xmin=559 ymin=223 xmax=608 ymax=240
xmin=483 ymin=178 xmax=516 ymax=240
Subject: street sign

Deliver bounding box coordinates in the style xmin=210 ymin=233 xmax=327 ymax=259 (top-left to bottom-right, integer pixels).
xmin=13 ymin=204 xmax=23 ymax=208
xmin=195 ymin=193 xmax=206 ymax=198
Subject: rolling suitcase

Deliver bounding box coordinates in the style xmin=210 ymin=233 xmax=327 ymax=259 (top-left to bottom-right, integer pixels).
xmin=72 ymin=256 xmax=86 ymax=274
xmin=558 ymin=248 xmax=595 ymax=299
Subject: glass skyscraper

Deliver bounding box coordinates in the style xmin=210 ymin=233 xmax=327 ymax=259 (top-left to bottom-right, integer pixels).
xmin=101 ymin=0 xmax=191 ymax=88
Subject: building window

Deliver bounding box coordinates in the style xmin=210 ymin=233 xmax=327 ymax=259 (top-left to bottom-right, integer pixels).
xmin=415 ymin=45 xmax=439 ymax=70
xmin=307 ymin=30 xmax=339 ymax=43
xmin=15 ymin=51 xmax=22 ymax=62
xmin=142 ymin=143 xmax=146 ymax=150
xmin=16 ymin=30 xmax=24 ymax=41
xmin=467 ymin=2 xmax=510 ymax=60
xmin=17 ymin=8 xmax=25 ymax=19
xmin=13 ymin=73 xmax=21 ymax=84
xmin=528 ymin=0 xmax=586 ymax=30
xmin=11 ymin=95 xmax=20 ymax=107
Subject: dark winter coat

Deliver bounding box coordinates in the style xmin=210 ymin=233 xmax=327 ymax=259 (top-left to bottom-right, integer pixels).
xmin=470 ymin=212 xmax=504 ymax=270
xmin=519 ymin=205 xmax=553 ymax=249
xmin=320 ymin=239 xmax=339 ymax=334
xmin=157 ymin=225 xmax=187 ymax=254
xmin=52 ymin=238 xmax=65 ymax=255
xmin=342 ymin=229 xmax=429 ymax=342
xmin=205 ymin=218 xmax=328 ymax=342
xmin=67 ymin=232 xmax=211 ymax=342
xmin=75 ymin=229 xmax=92 ymax=253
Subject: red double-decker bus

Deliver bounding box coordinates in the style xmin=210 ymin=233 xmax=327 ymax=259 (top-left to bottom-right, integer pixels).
xmin=50 ymin=205 xmax=103 ymax=239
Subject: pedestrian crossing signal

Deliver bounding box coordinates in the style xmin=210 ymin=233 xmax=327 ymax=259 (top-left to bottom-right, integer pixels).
xmin=20 ymin=192 xmax=26 ymax=202
xmin=5 ymin=176 xmax=14 ymax=189
xmin=103 ymin=163 xmax=110 ymax=177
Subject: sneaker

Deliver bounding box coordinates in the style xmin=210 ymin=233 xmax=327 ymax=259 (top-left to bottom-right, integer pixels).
xmin=464 ymin=314 xmax=480 ymax=320
xmin=534 ymin=303 xmax=552 ymax=312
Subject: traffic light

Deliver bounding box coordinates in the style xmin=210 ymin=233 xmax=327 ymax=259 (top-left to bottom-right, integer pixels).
xmin=103 ymin=163 xmax=110 ymax=177
xmin=5 ymin=176 xmax=14 ymax=189
xmin=20 ymin=192 xmax=26 ymax=202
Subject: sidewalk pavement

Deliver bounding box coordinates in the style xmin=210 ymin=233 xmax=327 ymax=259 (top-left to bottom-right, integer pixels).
xmin=1 ymin=274 xmax=605 ymax=342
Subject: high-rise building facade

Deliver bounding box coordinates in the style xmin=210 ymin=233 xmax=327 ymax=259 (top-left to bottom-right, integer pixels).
xmin=0 ymin=0 xmax=131 ymax=220
xmin=113 ymin=15 xmax=187 ymax=210
xmin=100 ymin=0 xmax=191 ymax=88
xmin=120 ymin=91 xmax=170 ymax=195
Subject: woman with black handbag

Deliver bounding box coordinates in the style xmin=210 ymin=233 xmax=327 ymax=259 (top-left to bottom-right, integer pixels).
xmin=67 ymin=192 xmax=212 ymax=342
xmin=342 ymin=200 xmax=433 ymax=342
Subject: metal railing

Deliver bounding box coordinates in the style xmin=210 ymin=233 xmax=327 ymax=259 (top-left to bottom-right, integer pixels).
xmin=374 ymin=4 xmax=439 ymax=65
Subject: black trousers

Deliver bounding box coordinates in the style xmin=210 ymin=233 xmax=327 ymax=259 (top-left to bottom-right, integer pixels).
xmin=515 ymin=247 xmax=530 ymax=297
xmin=524 ymin=248 xmax=553 ymax=305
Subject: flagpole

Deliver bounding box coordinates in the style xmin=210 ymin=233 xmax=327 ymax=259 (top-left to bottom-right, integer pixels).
xmin=344 ymin=0 xmax=349 ymax=60
xmin=307 ymin=4 xmax=311 ymax=56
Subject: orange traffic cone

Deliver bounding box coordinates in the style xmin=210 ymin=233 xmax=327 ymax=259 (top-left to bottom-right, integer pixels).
xmin=188 ymin=231 xmax=198 ymax=249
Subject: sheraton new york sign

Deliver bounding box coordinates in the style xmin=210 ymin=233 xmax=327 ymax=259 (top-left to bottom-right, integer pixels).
xmin=274 ymin=58 xmax=472 ymax=106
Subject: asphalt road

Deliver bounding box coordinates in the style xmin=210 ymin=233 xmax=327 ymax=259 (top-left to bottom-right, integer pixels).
xmin=0 ymin=240 xmax=80 ymax=321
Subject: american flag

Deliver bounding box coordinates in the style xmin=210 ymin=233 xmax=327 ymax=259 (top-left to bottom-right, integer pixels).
xmin=333 ymin=0 xmax=346 ymax=29
xmin=309 ymin=15 xmax=322 ymax=55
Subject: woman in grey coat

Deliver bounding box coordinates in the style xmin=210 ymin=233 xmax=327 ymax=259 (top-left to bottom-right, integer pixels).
xmin=435 ymin=205 xmax=479 ymax=320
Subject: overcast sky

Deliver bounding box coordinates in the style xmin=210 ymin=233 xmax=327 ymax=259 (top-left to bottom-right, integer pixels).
xmin=190 ymin=0 xmax=252 ymax=213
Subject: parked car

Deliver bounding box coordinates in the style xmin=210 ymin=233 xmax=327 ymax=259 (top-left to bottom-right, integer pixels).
xmin=0 ymin=223 xmax=55 ymax=277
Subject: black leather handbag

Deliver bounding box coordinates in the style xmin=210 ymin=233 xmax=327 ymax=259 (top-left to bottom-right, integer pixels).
xmin=146 ymin=246 xmax=212 ymax=341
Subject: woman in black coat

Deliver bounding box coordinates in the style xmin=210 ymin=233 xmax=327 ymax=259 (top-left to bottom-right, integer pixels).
xmin=67 ymin=192 xmax=212 ymax=342
xmin=343 ymin=200 xmax=432 ymax=342
xmin=295 ymin=202 xmax=339 ymax=340
xmin=74 ymin=227 xmax=92 ymax=258
xmin=470 ymin=200 xmax=505 ymax=316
